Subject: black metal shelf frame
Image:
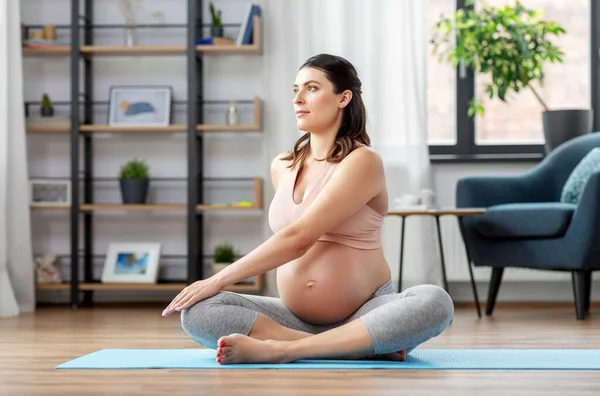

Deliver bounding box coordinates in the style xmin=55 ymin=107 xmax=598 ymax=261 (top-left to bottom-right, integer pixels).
xmin=63 ymin=0 xmax=245 ymax=308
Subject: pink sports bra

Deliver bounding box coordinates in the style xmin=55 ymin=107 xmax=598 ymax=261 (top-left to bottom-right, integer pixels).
xmin=268 ymin=159 xmax=385 ymax=250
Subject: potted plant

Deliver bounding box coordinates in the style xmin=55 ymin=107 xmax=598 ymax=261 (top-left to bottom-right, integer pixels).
xmin=212 ymin=242 xmax=235 ymax=275
xmin=431 ymin=0 xmax=592 ymax=153
xmin=40 ymin=93 xmax=54 ymax=117
xmin=209 ymin=2 xmax=223 ymax=38
xmin=118 ymin=158 xmax=149 ymax=204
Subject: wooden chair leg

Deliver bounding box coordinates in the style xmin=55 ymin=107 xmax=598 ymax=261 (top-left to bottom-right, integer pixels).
xmin=486 ymin=268 xmax=504 ymax=316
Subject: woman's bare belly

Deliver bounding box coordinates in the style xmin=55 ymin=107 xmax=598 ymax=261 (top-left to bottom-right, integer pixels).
xmin=276 ymin=241 xmax=392 ymax=325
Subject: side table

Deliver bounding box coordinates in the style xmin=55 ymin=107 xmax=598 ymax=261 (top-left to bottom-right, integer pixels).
xmin=387 ymin=207 xmax=486 ymax=317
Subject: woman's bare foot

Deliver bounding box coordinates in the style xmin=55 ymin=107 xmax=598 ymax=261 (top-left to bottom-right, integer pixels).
xmin=216 ymin=334 xmax=293 ymax=364
xmin=215 ymin=334 xmax=406 ymax=364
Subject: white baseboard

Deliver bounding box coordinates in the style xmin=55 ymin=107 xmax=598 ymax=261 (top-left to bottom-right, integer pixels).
xmin=448 ymin=280 xmax=600 ymax=302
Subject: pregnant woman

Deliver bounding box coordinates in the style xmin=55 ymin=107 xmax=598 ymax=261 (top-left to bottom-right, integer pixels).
xmin=162 ymin=54 xmax=454 ymax=364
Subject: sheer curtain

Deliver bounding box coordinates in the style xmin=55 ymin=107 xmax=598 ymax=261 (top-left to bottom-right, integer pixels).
xmin=0 ymin=0 xmax=35 ymax=318
xmin=260 ymin=0 xmax=440 ymax=295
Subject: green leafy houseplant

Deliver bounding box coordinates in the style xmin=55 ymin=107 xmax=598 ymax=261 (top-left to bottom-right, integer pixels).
xmin=430 ymin=0 xmax=566 ymax=117
xmin=118 ymin=159 xmax=149 ymax=180
xmin=210 ymin=2 xmax=223 ymax=37
xmin=210 ymin=2 xmax=222 ymax=27
xmin=118 ymin=159 xmax=149 ymax=204
xmin=41 ymin=93 xmax=54 ymax=117
xmin=214 ymin=242 xmax=235 ymax=264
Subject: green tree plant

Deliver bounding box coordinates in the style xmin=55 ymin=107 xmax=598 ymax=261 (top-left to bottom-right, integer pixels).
xmin=118 ymin=158 xmax=149 ymax=179
xmin=209 ymin=2 xmax=222 ymax=28
xmin=430 ymin=0 xmax=566 ymax=117
xmin=214 ymin=242 xmax=235 ymax=263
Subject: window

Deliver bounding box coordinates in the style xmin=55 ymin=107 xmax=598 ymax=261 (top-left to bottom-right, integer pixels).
xmin=427 ymin=0 xmax=593 ymax=159
xmin=475 ymin=0 xmax=590 ymax=146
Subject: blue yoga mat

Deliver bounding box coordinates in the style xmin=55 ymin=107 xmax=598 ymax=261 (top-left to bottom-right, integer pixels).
xmin=56 ymin=348 xmax=600 ymax=370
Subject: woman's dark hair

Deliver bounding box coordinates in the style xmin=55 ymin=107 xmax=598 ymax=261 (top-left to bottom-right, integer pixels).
xmin=281 ymin=53 xmax=370 ymax=169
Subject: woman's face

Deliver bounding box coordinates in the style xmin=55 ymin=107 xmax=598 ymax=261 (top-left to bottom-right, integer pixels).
xmin=293 ymin=67 xmax=350 ymax=133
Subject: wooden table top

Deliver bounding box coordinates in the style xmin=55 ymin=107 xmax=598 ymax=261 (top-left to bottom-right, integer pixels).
xmin=386 ymin=207 xmax=486 ymax=217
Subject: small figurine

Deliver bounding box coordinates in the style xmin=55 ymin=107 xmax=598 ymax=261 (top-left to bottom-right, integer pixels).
xmin=35 ymin=255 xmax=62 ymax=284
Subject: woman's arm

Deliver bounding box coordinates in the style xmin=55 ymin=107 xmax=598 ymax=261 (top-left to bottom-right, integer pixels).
xmin=216 ymin=147 xmax=385 ymax=287
xmin=213 ymin=225 xmax=309 ymax=288
xmin=162 ymin=147 xmax=383 ymax=314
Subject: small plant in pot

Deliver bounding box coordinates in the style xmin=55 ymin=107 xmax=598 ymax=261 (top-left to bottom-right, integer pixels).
xmin=209 ymin=2 xmax=223 ymax=37
xmin=212 ymin=242 xmax=235 ymax=275
xmin=40 ymin=93 xmax=54 ymax=117
xmin=118 ymin=158 xmax=149 ymax=204
xmin=430 ymin=0 xmax=592 ymax=153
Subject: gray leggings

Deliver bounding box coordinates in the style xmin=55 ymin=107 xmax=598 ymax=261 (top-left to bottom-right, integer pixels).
xmin=180 ymin=280 xmax=454 ymax=355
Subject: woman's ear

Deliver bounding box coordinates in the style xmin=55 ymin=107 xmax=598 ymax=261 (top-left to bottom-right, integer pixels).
xmin=339 ymin=90 xmax=353 ymax=109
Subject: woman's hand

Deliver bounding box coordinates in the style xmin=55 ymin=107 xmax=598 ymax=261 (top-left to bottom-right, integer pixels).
xmin=162 ymin=277 xmax=223 ymax=317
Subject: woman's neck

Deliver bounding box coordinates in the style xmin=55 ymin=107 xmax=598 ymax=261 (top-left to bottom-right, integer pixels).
xmin=308 ymin=133 xmax=337 ymax=160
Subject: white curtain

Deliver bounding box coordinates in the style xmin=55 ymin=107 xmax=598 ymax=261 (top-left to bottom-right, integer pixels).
xmin=260 ymin=0 xmax=441 ymax=296
xmin=0 ymin=0 xmax=35 ymax=317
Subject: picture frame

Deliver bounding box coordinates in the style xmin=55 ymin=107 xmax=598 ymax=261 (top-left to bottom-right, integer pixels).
xmin=101 ymin=242 xmax=162 ymax=284
xmin=29 ymin=179 xmax=71 ymax=206
xmin=107 ymin=85 xmax=172 ymax=127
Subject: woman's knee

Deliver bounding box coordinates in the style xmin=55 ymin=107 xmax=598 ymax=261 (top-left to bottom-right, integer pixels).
xmin=180 ymin=292 xmax=228 ymax=348
xmin=410 ymin=284 xmax=455 ymax=328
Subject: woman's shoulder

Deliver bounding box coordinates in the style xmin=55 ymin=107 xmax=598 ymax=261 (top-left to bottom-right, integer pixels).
xmin=271 ymin=151 xmax=293 ymax=190
xmin=340 ymin=144 xmax=383 ymax=170
xmin=271 ymin=151 xmax=292 ymax=172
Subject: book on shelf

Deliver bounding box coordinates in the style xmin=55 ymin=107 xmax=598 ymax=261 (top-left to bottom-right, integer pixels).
xmin=236 ymin=3 xmax=261 ymax=46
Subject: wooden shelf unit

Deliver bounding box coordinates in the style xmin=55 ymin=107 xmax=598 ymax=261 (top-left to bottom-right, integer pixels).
xmin=78 ymin=97 xmax=262 ymax=133
xmin=31 ymin=178 xmax=263 ymax=211
xmin=30 ymin=204 xmax=70 ymax=210
xmin=36 ymin=274 xmax=264 ymax=293
xmin=79 ymin=125 xmax=187 ymax=133
xmin=24 ymin=16 xmax=262 ymax=58
xmin=26 ymin=125 xmax=70 ymax=133
xmin=80 ymin=45 xmax=186 ymax=56
xmin=26 ymin=2 xmax=265 ymax=308
xmin=22 ymin=46 xmax=70 ymax=56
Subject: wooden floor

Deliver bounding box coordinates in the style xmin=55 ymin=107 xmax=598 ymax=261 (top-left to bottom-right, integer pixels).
xmin=1 ymin=302 xmax=600 ymax=396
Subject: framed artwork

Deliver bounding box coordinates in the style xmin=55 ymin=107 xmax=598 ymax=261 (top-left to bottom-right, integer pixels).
xmin=101 ymin=242 xmax=162 ymax=283
xmin=29 ymin=179 xmax=71 ymax=206
xmin=108 ymin=85 xmax=172 ymax=127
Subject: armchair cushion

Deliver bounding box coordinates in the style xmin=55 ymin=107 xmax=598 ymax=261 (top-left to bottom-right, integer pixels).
xmin=473 ymin=202 xmax=576 ymax=238
xmin=561 ymin=148 xmax=600 ymax=204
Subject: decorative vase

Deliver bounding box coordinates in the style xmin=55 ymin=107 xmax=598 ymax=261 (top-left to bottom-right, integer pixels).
xmin=120 ymin=178 xmax=148 ymax=204
xmin=124 ymin=26 xmax=136 ymax=47
xmin=542 ymin=109 xmax=593 ymax=153
xmin=227 ymin=101 xmax=238 ymax=125
xmin=41 ymin=107 xmax=54 ymax=117
xmin=211 ymin=26 xmax=223 ymax=38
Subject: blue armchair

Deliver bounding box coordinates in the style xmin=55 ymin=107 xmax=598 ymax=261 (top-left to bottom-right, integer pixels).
xmin=456 ymin=132 xmax=600 ymax=320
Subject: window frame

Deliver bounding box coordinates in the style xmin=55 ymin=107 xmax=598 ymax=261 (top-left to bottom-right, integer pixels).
xmin=429 ymin=0 xmax=596 ymax=163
